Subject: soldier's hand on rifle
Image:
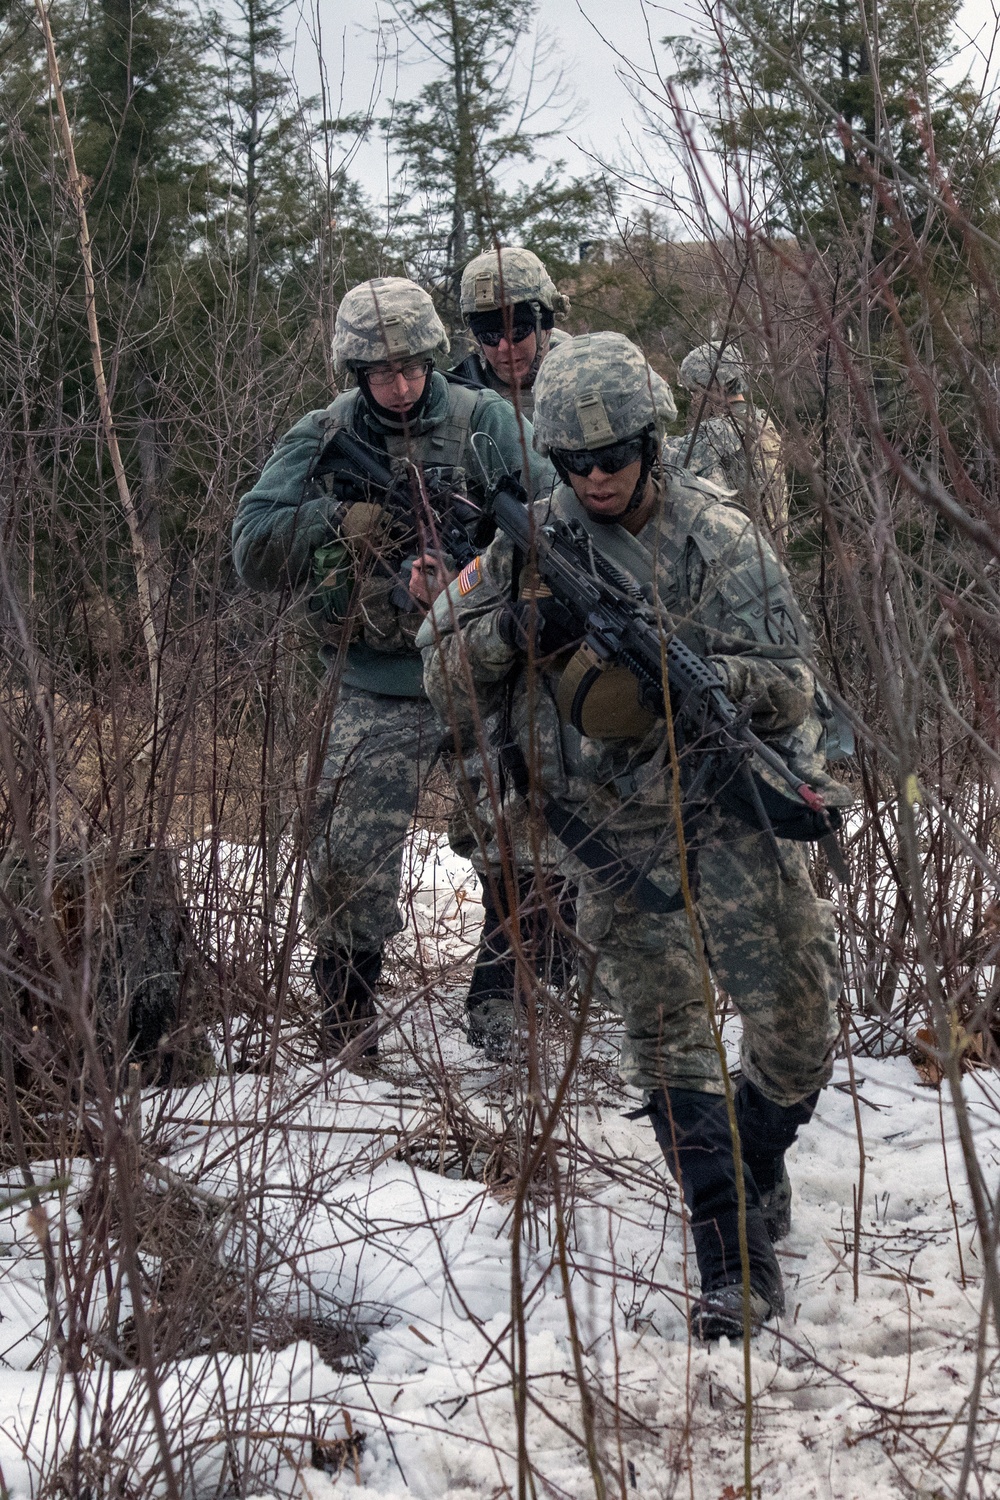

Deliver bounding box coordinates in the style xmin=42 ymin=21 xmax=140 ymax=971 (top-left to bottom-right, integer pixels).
xmin=408 ymin=553 xmax=456 ymax=609
xmin=498 ymin=595 xmax=581 ymax=657
xmin=712 ymin=657 xmax=810 ymax=735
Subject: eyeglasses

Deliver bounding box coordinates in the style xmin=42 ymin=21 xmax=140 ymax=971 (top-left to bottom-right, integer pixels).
xmin=473 ymin=321 xmax=536 ymax=349
xmin=551 ymin=436 xmax=646 ymax=477
xmin=365 ymin=358 xmax=431 ymax=388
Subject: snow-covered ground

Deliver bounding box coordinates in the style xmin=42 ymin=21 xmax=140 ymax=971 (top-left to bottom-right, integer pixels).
xmin=0 ymin=834 xmax=996 ymax=1499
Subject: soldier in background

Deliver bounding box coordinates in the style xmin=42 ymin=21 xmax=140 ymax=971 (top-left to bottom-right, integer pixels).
xmin=232 ymin=277 xmax=553 ymax=1060
xmin=666 ymin=342 xmax=789 ymax=539
xmin=451 ymin=246 xmax=570 ymax=421
xmin=449 ymin=246 xmax=575 ymax=1055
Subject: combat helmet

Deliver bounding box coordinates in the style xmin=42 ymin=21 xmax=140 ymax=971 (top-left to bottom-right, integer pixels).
xmin=531 ymin=332 xmax=677 ymax=456
xmin=678 ymin=341 xmax=748 ymax=396
xmin=460 ymin=246 xmax=570 ymax=321
xmin=332 ymin=277 xmax=449 ymax=377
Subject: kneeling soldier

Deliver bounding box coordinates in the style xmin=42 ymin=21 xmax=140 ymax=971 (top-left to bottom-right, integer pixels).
xmin=419 ymin=331 xmax=852 ymax=1338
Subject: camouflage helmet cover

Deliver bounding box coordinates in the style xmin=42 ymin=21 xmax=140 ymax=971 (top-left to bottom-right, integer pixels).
xmin=531 ymin=331 xmax=677 ymax=456
xmin=460 ymin=246 xmax=570 ymax=319
xmin=332 ymin=277 xmax=449 ymax=375
xmin=678 ymin=341 xmax=748 ymax=395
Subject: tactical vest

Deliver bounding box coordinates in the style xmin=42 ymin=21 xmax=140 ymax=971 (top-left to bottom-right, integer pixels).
xmin=310 ymin=380 xmax=485 ymax=699
xmin=317 ymin=381 xmax=481 ymax=476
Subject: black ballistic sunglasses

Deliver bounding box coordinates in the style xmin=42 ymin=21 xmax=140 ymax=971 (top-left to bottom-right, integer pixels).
xmin=551 ymin=435 xmax=646 ymax=477
xmin=472 ymin=319 xmax=536 ymax=348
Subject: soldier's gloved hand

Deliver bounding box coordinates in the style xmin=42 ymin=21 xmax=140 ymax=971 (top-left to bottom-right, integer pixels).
xmin=498 ymin=596 xmax=581 ymax=656
xmin=712 ymin=657 xmax=810 ymax=735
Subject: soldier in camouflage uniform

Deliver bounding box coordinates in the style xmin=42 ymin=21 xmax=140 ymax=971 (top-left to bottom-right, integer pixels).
xmin=451 ymin=246 xmax=571 ymax=422
xmin=447 ymin=247 xmax=576 ymax=1052
xmin=419 ymin=331 xmax=852 ymax=1339
xmin=665 ymin=342 xmax=789 ymax=538
xmin=232 ymin=276 xmax=554 ymax=1058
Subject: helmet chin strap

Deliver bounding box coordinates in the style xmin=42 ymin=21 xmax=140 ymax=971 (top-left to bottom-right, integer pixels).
xmin=523 ymin=305 xmax=553 ymax=387
xmin=357 ymin=363 xmax=434 ymax=428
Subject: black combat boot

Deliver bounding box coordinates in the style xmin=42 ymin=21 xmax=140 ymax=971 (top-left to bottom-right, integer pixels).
xmin=531 ymin=878 xmax=578 ymax=994
xmin=466 ymin=875 xmax=578 ymax=1058
xmin=648 ymin=1088 xmax=785 ymax=1342
xmin=312 ymin=948 xmax=382 ymax=1060
xmin=735 ymin=1078 xmax=819 ymax=1242
xmin=465 ymin=883 xmax=519 ymax=1060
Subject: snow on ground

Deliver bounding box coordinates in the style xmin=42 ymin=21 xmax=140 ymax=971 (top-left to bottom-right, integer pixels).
xmin=0 ymin=833 xmax=997 ymax=1498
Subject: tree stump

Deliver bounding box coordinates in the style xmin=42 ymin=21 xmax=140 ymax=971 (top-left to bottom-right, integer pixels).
xmin=2 ymin=844 xmax=204 ymax=1094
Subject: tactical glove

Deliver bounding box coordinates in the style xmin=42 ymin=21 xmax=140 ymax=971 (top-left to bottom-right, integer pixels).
xmin=498 ymin=596 xmax=581 ymax=657
xmin=712 ymin=657 xmax=810 ymax=735
xmin=338 ymin=500 xmax=388 ymax=542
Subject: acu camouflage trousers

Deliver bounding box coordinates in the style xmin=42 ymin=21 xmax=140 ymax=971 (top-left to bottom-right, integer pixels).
xmin=303 ymin=684 xmax=440 ymax=956
xmin=572 ymin=808 xmax=840 ymax=1106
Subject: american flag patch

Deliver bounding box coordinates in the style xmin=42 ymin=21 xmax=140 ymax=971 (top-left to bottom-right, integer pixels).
xmin=457 ymin=557 xmax=482 ymax=595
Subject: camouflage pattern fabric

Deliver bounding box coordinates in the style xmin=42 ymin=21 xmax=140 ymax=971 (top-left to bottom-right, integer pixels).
xmin=331 ymin=277 xmax=449 ymax=375
xmin=530 ymin=333 xmax=677 ymax=455
xmin=460 ymin=246 xmax=570 ymax=317
xmin=420 ymin=461 xmax=849 ymax=1106
xmin=571 ymin=811 xmax=839 ymax=1102
xmin=302 ymin=684 xmax=441 ymax=955
xmin=665 ymin=405 xmax=789 ymax=534
xmin=677 ymin=342 xmax=748 ymax=396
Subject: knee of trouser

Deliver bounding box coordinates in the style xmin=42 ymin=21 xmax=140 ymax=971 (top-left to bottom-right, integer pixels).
xmin=302 ymin=873 xmax=405 ymax=954
xmin=739 ymin=1035 xmax=834 ymax=1107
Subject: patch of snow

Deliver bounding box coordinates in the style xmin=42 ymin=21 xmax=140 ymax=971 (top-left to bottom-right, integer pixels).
xmin=0 ymin=829 xmax=995 ymax=1497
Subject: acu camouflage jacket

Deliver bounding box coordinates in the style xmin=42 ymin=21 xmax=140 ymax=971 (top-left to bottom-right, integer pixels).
xmin=420 ymin=469 xmax=851 ymax=827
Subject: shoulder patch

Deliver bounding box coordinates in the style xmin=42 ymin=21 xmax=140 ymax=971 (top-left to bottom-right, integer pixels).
xmin=457 ymin=556 xmax=482 ymax=595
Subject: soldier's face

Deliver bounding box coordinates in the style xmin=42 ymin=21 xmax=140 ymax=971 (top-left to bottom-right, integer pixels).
xmin=567 ymin=457 xmax=644 ymax=518
xmin=365 ymin=359 xmax=431 ymax=413
xmin=687 ymin=384 xmax=739 ymax=422
xmin=480 ymin=328 xmax=542 ymax=387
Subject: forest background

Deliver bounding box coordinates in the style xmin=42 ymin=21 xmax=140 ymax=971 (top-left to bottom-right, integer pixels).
xmin=2 ymin=0 xmax=1000 ymax=1496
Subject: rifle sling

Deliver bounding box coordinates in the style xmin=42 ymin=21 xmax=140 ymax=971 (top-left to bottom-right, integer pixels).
xmin=499 ymin=743 xmax=685 ymax=916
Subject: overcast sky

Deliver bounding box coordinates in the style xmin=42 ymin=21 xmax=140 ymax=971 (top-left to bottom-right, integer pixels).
xmin=295 ymin=0 xmax=1000 ymax=215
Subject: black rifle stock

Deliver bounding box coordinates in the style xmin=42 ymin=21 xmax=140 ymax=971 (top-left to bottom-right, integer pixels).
xmin=490 ymin=476 xmax=843 ymax=852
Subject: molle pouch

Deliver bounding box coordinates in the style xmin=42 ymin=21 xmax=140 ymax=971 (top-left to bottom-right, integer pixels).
xmin=298 ymin=539 xmax=358 ymax=644
xmin=815 ymin=684 xmax=856 ymax=762
xmin=555 ymin=644 xmax=659 ymax=741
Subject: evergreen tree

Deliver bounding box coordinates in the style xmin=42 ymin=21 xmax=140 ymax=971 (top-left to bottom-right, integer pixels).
xmin=668 ymin=0 xmax=1000 ymax=255
xmin=0 ymin=0 xmax=216 ymax=633
xmin=365 ymin=0 xmax=606 ymax=318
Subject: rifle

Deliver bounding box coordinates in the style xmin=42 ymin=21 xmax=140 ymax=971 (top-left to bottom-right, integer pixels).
xmin=490 ymin=476 xmax=846 ymax=879
xmin=313 ymin=427 xmax=479 ymax=571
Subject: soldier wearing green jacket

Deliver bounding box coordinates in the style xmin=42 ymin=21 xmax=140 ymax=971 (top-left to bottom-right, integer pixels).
xmin=232 ymin=276 xmax=554 ymax=1057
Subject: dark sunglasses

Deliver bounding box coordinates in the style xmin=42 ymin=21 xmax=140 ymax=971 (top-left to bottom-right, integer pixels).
xmin=551 ymin=436 xmax=646 ymax=477
xmin=474 ymin=320 xmax=536 ymax=348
